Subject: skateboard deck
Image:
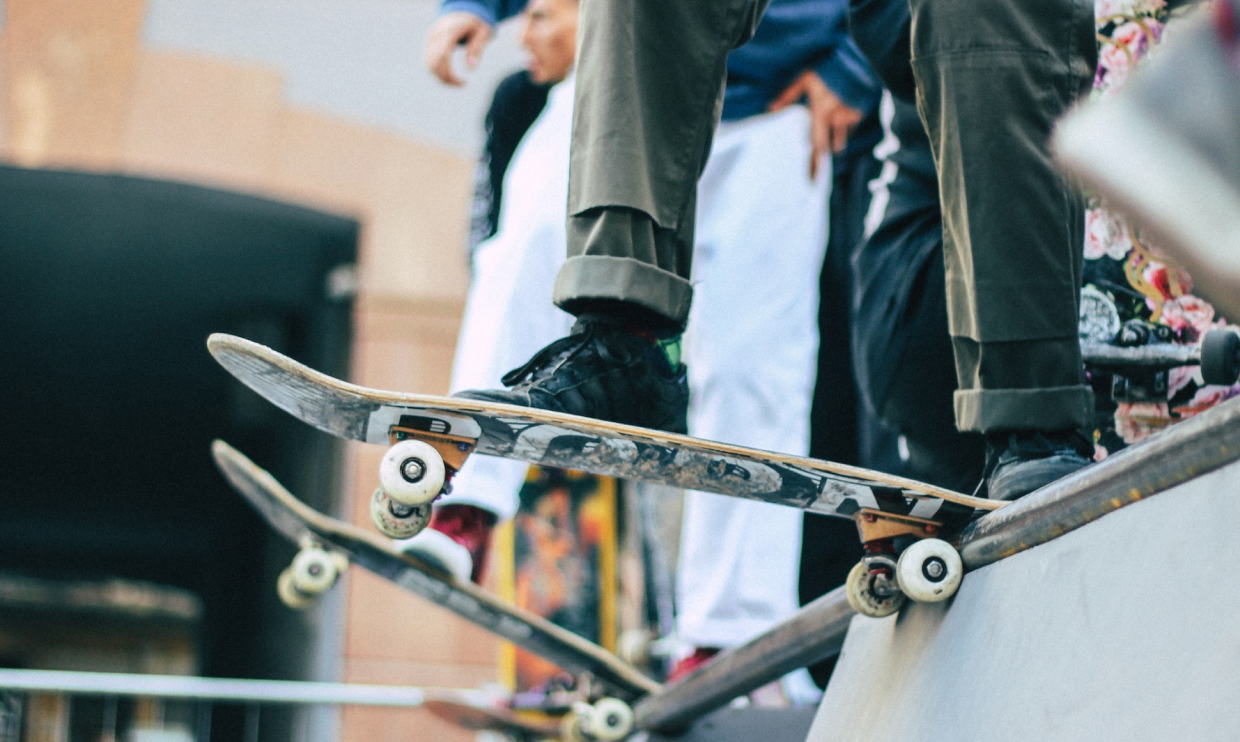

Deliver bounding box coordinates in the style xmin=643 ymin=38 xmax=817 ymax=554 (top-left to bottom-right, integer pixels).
xmin=422 ymin=693 xmax=562 ymax=741
xmin=209 ymin=332 xmax=1006 ymax=617
xmin=210 ymin=440 xmax=659 ymax=702
xmin=208 ymin=333 xmax=1001 ymax=525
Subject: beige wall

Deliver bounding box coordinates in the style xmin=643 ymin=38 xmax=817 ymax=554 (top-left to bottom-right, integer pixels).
xmin=0 ymin=1 xmax=494 ymax=739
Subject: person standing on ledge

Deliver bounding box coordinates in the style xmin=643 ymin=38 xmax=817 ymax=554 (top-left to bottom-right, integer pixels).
xmin=441 ymin=0 xmax=1093 ymax=502
xmin=423 ymin=0 xmax=879 ymax=698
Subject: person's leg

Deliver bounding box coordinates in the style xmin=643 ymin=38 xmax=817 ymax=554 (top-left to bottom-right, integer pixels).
xmin=820 ymin=113 xmax=903 ymax=478
xmin=850 ymin=90 xmax=955 ymax=482
xmin=403 ymin=234 xmax=559 ymax=579
xmin=909 ymin=0 xmax=1097 ymax=498
xmin=457 ymin=0 xmax=770 ymax=432
xmin=404 ymin=255 xmax=567 ymax=576
xmin=402 ymin=81 xmax=579 ymax=581
xmin=673 ymin=108 xmax=829 ymax=695
xmin=880 ymin=252 xmax=986 ymax=492
xmin=555 ymin=0 xmax=769 ymax=328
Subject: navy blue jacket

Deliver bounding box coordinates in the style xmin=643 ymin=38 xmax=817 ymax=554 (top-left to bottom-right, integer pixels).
xmin=845 ymin=0 xmax=945 ymax=424
xmin=440 ymin=0 xmax=880 ymax=120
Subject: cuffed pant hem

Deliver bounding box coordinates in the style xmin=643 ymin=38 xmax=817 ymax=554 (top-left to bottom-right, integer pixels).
xmin=553 ymin=255 xmax=695 ymax=328
xmin=954 ymin=384 xmax=1093 ymax=433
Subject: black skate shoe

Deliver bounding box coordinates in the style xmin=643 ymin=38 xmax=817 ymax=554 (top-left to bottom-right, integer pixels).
xmin=980 ymin=429 xmax=1093 ymax=502
xmin=455 ymin=314 xmax=689 ymax=434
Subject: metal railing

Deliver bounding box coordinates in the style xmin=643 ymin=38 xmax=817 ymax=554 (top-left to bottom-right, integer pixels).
xmin=0 ymin=669 xmax=469 ymax=742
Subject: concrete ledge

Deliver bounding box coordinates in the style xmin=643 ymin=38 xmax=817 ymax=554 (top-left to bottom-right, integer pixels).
xmin=808 ymin=457 xmax=1240 ymax=742
xmin=646 ymin=706 xmax=818 ymax=742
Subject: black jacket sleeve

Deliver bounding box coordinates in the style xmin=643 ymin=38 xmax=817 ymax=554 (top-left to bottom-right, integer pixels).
xmin=847 ymin=0 xmax=916 ymax=102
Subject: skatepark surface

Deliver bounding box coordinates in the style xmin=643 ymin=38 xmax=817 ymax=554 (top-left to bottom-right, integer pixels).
xmin=805 ymin=456 xmax=1240 ymax=741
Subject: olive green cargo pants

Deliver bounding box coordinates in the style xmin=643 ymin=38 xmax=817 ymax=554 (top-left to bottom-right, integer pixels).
xmin=555 ymin=0 xmax=1096 ymax=434
xmin=909 ymin=0 xmax=1097 ymax=432
xmin=551 ymin=0 xmax=770 ymax=328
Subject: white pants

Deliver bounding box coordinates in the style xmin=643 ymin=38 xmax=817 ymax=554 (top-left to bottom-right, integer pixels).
xmin=448 ymin=80 xmax=829 ymax=652
xmin=446 ymin=76 xmax=577 ymax=521
xmin=675 ymin=108 xmax=829 ymax=649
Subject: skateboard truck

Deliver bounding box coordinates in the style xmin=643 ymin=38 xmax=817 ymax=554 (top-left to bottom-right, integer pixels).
xmin=370 ymin=427 xmax=478 ymax=539
xmin=844 ymin=510 xmax=964 ymax=618
xmin=1083 ymin=326 xmax=1240 ymax=403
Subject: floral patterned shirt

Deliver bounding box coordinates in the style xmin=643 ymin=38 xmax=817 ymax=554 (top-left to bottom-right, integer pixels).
xmin=1084 ymin=0 xmax=1238 ymax=455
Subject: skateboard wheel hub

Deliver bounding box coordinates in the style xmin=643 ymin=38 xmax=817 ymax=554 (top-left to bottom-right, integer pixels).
xmin=922 ymin=556 xmax=947 ymax=582
xmin=379 ymin=439 xmax=447 ymax=506
xmin=401 ymin=458 xmax=427 ymax=483
xmin=896 ymin=538 xmax=963 ymax=603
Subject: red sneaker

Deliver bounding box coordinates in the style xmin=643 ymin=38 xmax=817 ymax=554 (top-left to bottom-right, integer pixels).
xmin=1218 ymin=0 xmax=1238 ymax=47
xmin=667 ymin=647 xmax=719 ymax=682
xmin=398 ymin=504 xmax=497 ymax=583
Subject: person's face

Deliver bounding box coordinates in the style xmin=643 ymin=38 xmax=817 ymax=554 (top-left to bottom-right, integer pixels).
xmin=520 ymin=0 xmax=578 ymax=84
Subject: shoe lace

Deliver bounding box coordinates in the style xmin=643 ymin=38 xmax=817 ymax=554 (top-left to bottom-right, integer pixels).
xmin=973 ymin=430 xmax=1092 ymax=497
xmin=1008 ymin=430 xmax=1092 ymax=459
xmin=972 ymin=446 xmax=1001 ymax=499
xmin=499 ymin=318 xmax=634 ymax=387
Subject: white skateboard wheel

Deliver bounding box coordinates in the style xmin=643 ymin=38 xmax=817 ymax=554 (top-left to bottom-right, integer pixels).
xmin=562 ymin=704 xmax=592 ymax=742
xmin=587 ymin=698 xmax=635 ymax=741
xmin=370 ymin=488 xmax=433 ymax=539
xmin=845 ymin=559 xmax=906 ymax=618
xmin=277 ymin=568 xmax=313 ymax=610
xmin=290 ymin=546 xmax=340 ymax=595
xmin=616 ymin=628 xmax=652 ymax=666
xmin=379 ymin=440 xmax=446 ymax=506
xmin=896 ymin=538 xmax=963 ymax=603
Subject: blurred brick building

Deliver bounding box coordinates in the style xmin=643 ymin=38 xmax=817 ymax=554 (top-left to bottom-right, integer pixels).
xmin=0 ymin=1 xmax=529 ymax=739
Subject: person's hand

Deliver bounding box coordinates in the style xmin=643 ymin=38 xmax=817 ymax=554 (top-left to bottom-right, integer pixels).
xmin=769 ymin=70 xmax=864 ymax=179
xmin=425 ymin=11 xmax=494 ymax=86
